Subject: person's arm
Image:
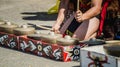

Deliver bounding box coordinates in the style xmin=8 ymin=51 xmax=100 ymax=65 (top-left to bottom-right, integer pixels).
xmin=52 ymin=0 xmax=69 ymax=33
xmin=76 ymin=0 xmax=102 ymax=22
xmin=56 ymin=0 xmax=69 ymax=25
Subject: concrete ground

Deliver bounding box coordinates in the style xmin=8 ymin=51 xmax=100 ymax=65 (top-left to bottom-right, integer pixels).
xmin=0 ymin=0 xmax=80 ymax=67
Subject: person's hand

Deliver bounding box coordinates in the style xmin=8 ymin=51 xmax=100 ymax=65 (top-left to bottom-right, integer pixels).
xmin=51 ymin=23 xmax=60 ymax=34
xmin=75 ymin=10 xmax=83 ymax=22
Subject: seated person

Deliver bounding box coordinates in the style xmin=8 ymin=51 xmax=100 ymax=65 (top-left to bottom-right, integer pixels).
xmin=52 ymin=0 xmax=103 ymax=40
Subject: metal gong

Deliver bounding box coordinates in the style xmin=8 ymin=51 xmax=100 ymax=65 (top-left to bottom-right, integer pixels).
xmin=27 ymin=31 xmax=44 ymax=40
xmin=103 ymin=42 xmax=120 ymax=57
xmin=105 ymin=40 xmax=120 ymax=44
xmin=13 ymin=24 xmax=35 ymax=36
xmin=40 ymin=31 xmax=62 ymax=44
xmin=0 ymin=20 xmax=5 ymax=25
xmin=56 ymin=35 xmax=79 ymax=46
xmin=0 ymin=22 xmax=18 ymax=34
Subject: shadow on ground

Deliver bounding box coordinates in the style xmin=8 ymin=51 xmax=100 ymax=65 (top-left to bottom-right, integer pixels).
xmin=21 ymin=12 xmax=58 ymax=21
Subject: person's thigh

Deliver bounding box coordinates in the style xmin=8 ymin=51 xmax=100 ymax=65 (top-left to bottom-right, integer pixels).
xmin=72 ymin=17 xmax=100 ymax=40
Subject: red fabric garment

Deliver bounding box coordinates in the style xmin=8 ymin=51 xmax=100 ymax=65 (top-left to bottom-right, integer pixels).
xmin=98 ymin=0 xmax=111 ymax=36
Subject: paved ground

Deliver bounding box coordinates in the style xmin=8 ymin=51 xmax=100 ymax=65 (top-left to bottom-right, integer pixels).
xmin=0 ymin=0 xmax=57 ymax=26
xmin=0 ymin=0 xmax=80 ymax=67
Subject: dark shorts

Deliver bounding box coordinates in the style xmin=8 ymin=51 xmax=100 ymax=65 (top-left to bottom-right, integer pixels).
xmin=64 ymin=15 xmax=100 ymax=36
xmin=65 ymin=18 xmax=81 ymax=36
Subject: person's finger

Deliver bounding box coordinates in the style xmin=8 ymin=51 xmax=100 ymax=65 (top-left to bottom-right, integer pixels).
xmin=51 ymin=27 xmax=55 ymax=32
xmin=76 ymin=10 xmax=80 ymax=13
xmin=76 ymin=10 xmax=82 ymax=16
xmin=76 ymin=15 xmax=82 ymax=20
xmin=76 ymin=10 xmax=82 ymax=13
xmin=56 ymin=30 xmax=60 ymax=34
xmin=76 ymin=17 xmax=82 ymax=22
xmin=75 ymin=13 xmax=81 ymax=20
xmin=54 ymin=30 xmax=60 ymax=34
xmin=76 ymin=14 xmax=82 ymax=19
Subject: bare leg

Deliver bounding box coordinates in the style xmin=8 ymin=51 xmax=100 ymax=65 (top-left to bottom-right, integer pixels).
xmin=72 ymin=17 xmax=100 ymax=40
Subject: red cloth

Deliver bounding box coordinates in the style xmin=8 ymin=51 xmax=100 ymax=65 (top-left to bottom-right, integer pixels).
xmin=98 ymin=0 xmax=111 ymax=36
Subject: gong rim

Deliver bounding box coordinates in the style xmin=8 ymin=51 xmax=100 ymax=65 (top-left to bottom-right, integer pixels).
xmin=105 ymin=40 xmax=120 ymax=44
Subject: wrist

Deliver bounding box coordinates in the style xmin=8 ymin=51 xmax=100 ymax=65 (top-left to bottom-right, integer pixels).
xmin=53 ymin=22 xmax=61 ymax=28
